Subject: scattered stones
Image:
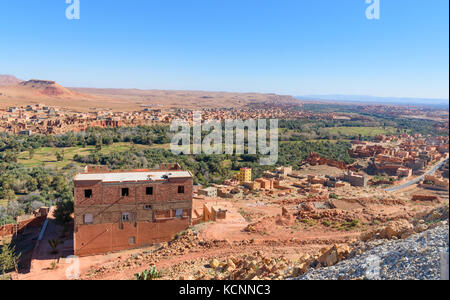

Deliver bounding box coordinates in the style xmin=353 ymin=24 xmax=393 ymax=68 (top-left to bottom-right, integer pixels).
xmin=295 ymin=222 xmax=449 ymax=280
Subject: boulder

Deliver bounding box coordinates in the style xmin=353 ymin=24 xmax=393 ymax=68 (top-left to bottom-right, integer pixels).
xmin=415 ymin=223 xmax=429 ymax=233
xmin=379 ymin=220 xmax=414 ymax=239
xmin=318 ymin=244 xmax=352 ymax=267
xmin=210 ymin=259 xmax=220 ymax=269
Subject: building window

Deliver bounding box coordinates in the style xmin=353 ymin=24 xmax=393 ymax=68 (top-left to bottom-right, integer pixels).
xmin=84 ymin=189 xmax=93 ymax=198
xmin=129 ymin=236 xmax=135 ymax=245
xmin=122 ymin=212 xmax=130 ymax=222
xmin=178 ymin=186 xmax=185 ymax=194
xmin=144 ymin=205 xmax=152 ymax=210
xmin=146 ymin=187 xmax=153 ymax=195
xmin=175 ymin=209 xmax=183 ymax=218
xmin=121 ymin=188 xmax=129 ymax=197
xmin=84 ymin=214 xmax=94 ymax=224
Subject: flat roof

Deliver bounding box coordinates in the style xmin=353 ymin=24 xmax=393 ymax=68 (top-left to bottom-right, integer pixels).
xmin=74 ymin=171 xmax=192 ymax=183
xmin=199 ymin=187 xmax=217 ymax=191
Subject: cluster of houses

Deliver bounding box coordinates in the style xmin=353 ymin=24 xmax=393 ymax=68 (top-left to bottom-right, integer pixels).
xmin=350 ymin=134 xmax=449 ymax=178
xmin=194 ymin=165 xmax=371 ymax=203
xmin=1 ymin=101 xmax=378 ymax=136
xmin=0 ymin=105 xmax=198 ymax=135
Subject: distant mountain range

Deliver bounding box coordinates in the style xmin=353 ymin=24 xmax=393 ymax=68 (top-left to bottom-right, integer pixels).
xmin=297 ymin=95 xmax=449 ymax=108
xmin=0 ymin=74 xmax=299 ymax=112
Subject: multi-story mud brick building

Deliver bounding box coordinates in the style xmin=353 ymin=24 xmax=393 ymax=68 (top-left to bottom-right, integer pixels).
xmin=238 ymin=168 xmax=252 ymax=184
xmin=73 ymin=164 xmax=193 ymax=256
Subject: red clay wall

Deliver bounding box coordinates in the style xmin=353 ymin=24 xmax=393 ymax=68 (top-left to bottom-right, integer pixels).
xmin=74 ymin=218 xmax=190 ymax=256
xmin=0 ymin=215 xmax=47 ymax=238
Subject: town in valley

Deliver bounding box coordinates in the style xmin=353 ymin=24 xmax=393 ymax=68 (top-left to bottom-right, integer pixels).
xmin=1 ymin=0 xmax=448 ymax=283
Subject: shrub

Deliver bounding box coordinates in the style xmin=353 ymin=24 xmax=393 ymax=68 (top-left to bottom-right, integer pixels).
xmin=0 ymin=240 xmax=21 ymax=275
xmin=54 ymin=200 xmax=74 ymax=225
xmin=135 ymin=266 xmax=160 ymax=280
xmin=322 ymin=220 xmax=331 ymax=227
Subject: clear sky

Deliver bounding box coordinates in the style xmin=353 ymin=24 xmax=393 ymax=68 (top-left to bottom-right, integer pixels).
xmin=0 ymin=0 xmax=448 ymax=99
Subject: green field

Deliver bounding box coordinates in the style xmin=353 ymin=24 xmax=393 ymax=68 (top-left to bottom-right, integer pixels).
xmin=17 ymin=142 xmax=170 ymax=169
xmin=321 ymin=126 xmax=398 ymax=137
xmin=281 ymin=139 xmax=347 ymax=144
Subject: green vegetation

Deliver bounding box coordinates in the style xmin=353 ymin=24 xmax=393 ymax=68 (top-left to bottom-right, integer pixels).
xmin=0 ymin=125 xmax=172 ymax=160
xmin=296 ymin=104 xmax=447 ymax=137
xmin=135 ymin=266 xmax=160 ymax=280
xmin=278 ymin=118 xmax=401 ymax=141
xmin=0 ymin=274 xmax=12 ymax=280
xmin=320 ymin=126 xmax=397 ymax=137
xmin=16 ymin=143 xmax=163 ymax=169
xmin=339 ymin=219 xmax=361 ymax=231
xmin=50 ymin=261 xmax=58 ymax=270
xmin=0 ymin=240 xmax=21 ymax=275
xmin=70 ymin=140 xmax=354 ymax=186
xmin=371 ymin=175 xmax=396 ymax=184
xmin=322 ymin=220 xmax=331 ymax=227
xmin=54 ymin=199 xmax=74 ymax=226
xmin=301 ymin=218 xmax=316 ymax=227
xmin=329 ymin=193 xmax=339 ymax=200
xmin=0 ymin=163 xmax=74 ymax=224
xmin=1 ymin=109 xmax=446 ymax=224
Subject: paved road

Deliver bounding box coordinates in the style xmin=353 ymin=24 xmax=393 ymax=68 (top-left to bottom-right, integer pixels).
xmin=385 ymin=158 xmax=449 ymax=192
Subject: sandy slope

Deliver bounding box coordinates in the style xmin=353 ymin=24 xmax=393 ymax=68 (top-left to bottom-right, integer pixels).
xmin=0 ymin=77 xmax=299 ymax=112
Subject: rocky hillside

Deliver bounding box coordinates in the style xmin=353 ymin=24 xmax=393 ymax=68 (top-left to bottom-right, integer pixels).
xmin=1 ymin=75 xmax=300 ymax=112
xmin=292 ymin=206 xmax=450 ymax=280
xmin=18 ymin=79 xmax=77 ymax=97
xmin=82 ymin=205 xmax=449 ymax=280
xmin=295 ymin=222 xmax=449 ymax=280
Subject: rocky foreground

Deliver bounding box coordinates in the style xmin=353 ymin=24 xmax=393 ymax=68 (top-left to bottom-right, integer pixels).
xmin=295 ymin=221 xmax=449 ymax=280
xmin=85 ymin=206 xmax=448 ymax=280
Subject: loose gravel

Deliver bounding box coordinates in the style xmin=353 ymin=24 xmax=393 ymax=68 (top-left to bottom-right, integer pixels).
xmin=295 ymin=221 xmax=449 ymax=280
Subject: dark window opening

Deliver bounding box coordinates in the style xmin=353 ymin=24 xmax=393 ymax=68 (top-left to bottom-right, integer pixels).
xmin=122 ymin=188 xmax=129 ymax=197
xmin=178 ymin=186 xmax=185 ymax=194
xmin=144 ymin=205 xmax=152 ymax=210
xmin=146 ymin=187 xmax=153 ymax=195
xmin=122 ymin=212 xmax=130 ymax=222
xmin=84 ymin=189 xmax=93 ymax=198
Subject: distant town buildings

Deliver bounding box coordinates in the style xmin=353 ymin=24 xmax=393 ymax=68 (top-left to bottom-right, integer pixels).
xmin=343 ymin=171 xmax=368 ymax=187
xmin=350 ymin=134 xmax=449 ymax=178
xmin=198 ymin=187 xmax=218 ymax=197
xmin=421 ymin=175 xmax=449 ymax=191
xmin=238 ymin=168 xmax=252 ymax=184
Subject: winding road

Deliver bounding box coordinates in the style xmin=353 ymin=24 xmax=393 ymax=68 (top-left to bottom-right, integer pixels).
xmin=385 ymin=158 xmax=449 ymax=192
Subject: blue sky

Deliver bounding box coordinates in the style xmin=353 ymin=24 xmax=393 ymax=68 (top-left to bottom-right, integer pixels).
xmin=0 ymin=0 xmax=448 ymax=99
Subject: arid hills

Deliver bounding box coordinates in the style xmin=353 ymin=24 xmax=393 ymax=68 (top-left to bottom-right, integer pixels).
xmin=0 ymin=75 xmax=23 ymax=86
xmin=0 ymin=75 xmax=299 ymax=112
